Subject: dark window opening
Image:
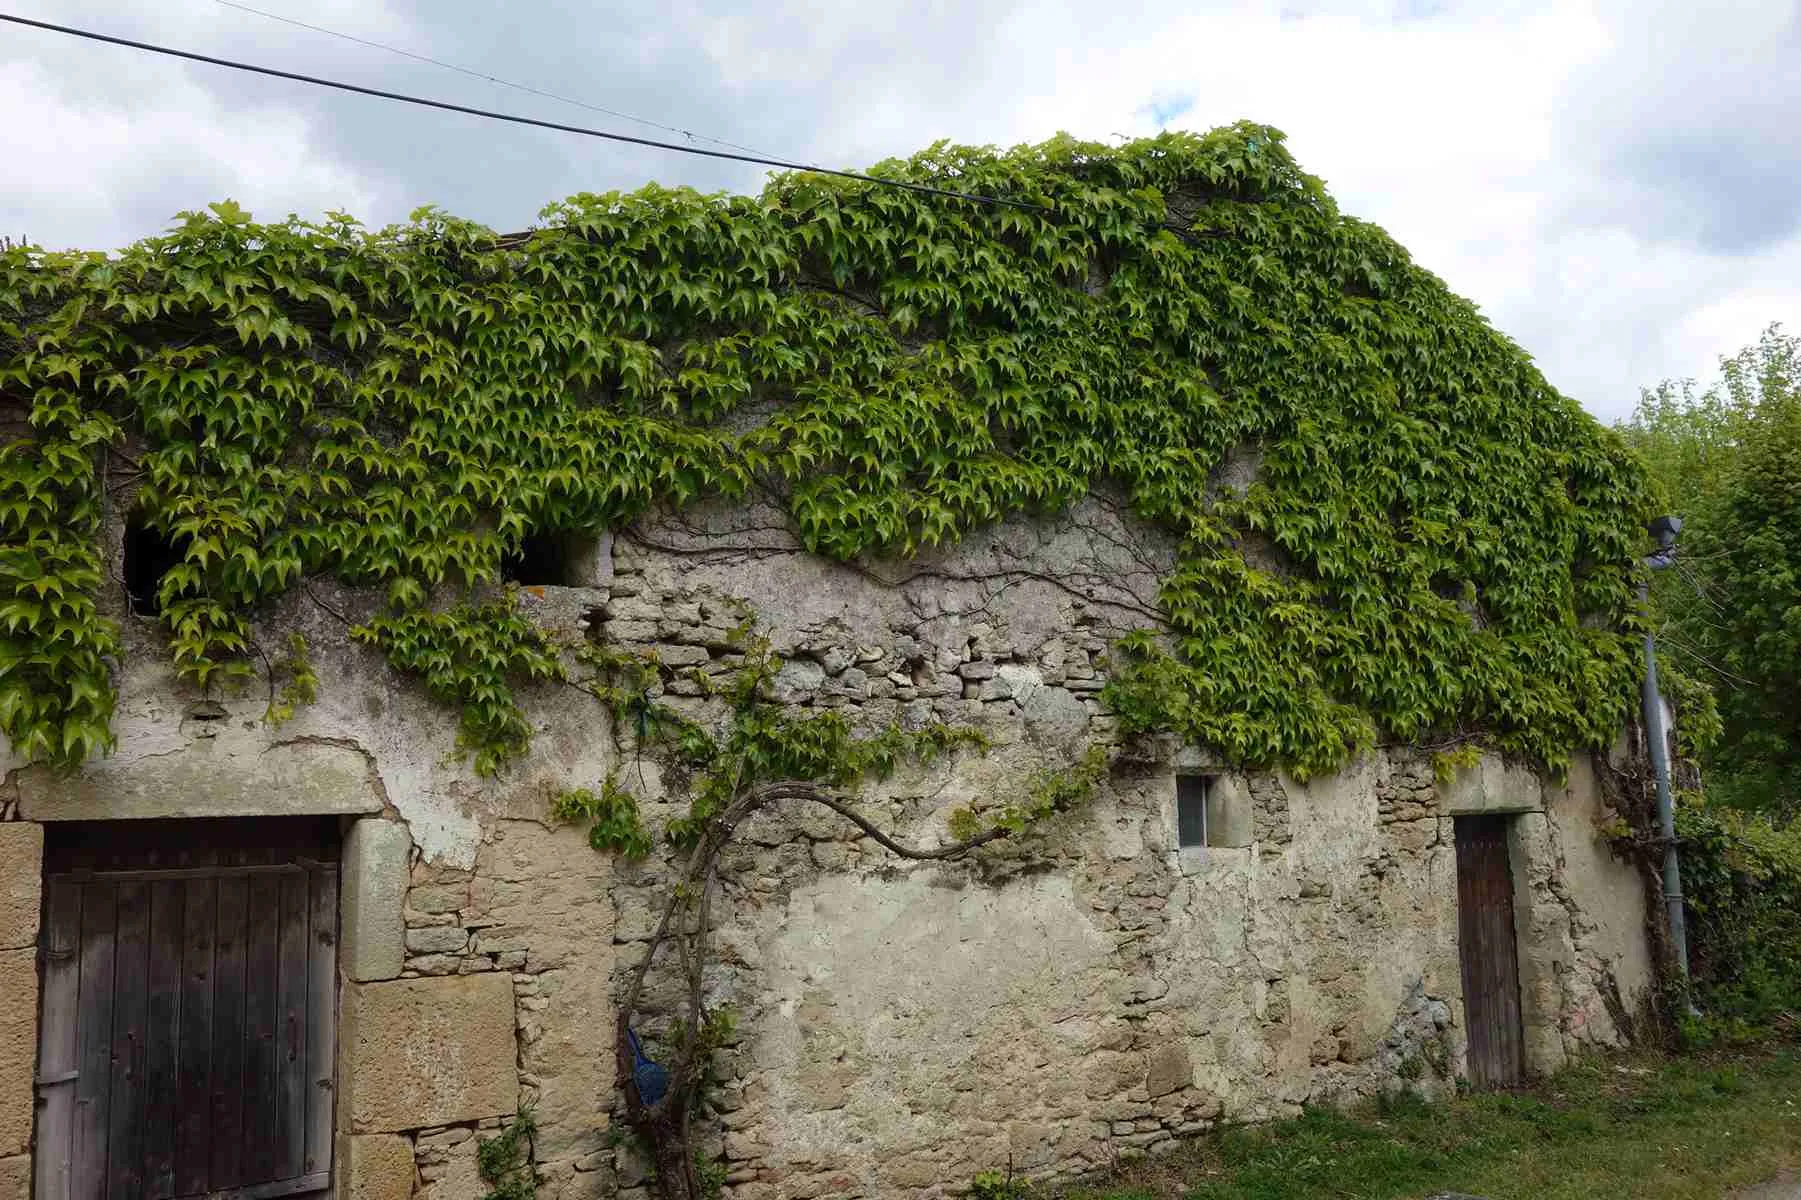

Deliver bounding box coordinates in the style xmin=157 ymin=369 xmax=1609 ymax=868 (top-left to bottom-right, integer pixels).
xmin=1177 ymin=774 xmax=1211 ymax=849
xmin=123 ymin=516 xmax=187 ymax=617
xmin=501 ymin=530 xmax=596 ymax=587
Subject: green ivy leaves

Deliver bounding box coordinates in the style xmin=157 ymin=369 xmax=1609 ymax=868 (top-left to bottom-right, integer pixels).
xmin=551 ymin=779 xmax=655 ymax=858
xmin=0 ymin=121 xmax=1647 ymax=776
xmin=352 ymin=600 xmax=566 ymax=775
xmin=0 ymin=426 xmax=119 ymax=769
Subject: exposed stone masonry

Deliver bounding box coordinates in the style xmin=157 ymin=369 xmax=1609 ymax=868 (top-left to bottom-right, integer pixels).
xmin=0 ymin=497 xmax=1658 ymax=1200
xmin=573 ymin=509 xmax=1649 ymax=1198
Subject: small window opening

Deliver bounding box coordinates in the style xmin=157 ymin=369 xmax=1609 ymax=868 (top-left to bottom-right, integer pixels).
xmin=501 ymin=530 xmax=597 ymax=587
xmin=1177 ymin=774 xmax=1211 ymax=849
xmin=123 ymin=516 xmax=186 ymax=617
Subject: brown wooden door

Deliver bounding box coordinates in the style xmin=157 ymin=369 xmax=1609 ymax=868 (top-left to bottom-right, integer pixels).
xmin=1455 ymin=815 xmax=1524 ymax=1089
xmin=36 ymin=822 xmax=338 ymax=1200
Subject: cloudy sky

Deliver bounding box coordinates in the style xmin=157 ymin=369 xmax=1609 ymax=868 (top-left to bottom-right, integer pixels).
xmin=2 ymin=0 xmax=1796 ymax=422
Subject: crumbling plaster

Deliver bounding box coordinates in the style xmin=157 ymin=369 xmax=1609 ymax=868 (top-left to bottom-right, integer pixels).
xmin=0 ymin=495 xmax=1658 ymax=1200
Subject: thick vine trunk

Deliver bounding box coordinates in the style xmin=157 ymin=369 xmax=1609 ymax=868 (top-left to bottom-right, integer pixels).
xmin=616 ymin=780 xmax=1018 ymax=1200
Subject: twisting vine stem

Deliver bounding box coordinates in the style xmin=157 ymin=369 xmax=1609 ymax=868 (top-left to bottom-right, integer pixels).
xmin=614 ymin=779 xmax=1032 ymax=1199
xmin=557 ymin=627 xmax=1099 ymax=1199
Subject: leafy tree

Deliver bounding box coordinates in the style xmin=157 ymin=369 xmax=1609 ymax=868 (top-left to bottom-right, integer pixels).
xmin=1699 ymin=387 xmax=1801 ymax=812
xmin=1623 ymin=323 xmax=1801 ymax=813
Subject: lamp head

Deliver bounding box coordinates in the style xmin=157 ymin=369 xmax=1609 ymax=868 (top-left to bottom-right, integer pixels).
xmin=1648 ymin=515 xmax=1682 ymax=551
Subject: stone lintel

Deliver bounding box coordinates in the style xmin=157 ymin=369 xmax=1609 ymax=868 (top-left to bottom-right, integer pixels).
xmin=1438 ymin=754 xmax=1543 ymax=816
xmin=18 ymin=738 xmax=383 ymax=821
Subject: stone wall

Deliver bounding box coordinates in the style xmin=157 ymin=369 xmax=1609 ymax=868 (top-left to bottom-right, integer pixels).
xmin=0 ymin=497 xmax=1657 ymax=1200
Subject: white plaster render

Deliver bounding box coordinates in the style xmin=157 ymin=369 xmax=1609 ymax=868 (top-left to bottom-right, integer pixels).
xmin=755 ymin=872 xmax=1116 ymax=1179
xmin=596 ymin=495 xmax=1656 ymax=1196
xmin=0 ymin=497 xmax=1659 ymax=1200
xmin=6 ymin=582 xmax=622 ymax=866
xmin=1545 ymin=755 xmax=1655 ymax=1010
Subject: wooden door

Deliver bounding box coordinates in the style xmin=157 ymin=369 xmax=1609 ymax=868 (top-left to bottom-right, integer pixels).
xmin=1455 ymin=815 xmax=1525 ymax=1088
xmin=35 ymin=821 xmax=338 ymax=1200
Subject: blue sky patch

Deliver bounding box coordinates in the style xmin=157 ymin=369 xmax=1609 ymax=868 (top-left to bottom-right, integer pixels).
xmin=1139 ymin=91 xmax=1196 ymax=128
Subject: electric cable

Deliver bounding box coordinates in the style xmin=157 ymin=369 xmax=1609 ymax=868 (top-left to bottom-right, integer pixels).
xmin=211 ymin=0 xmax=779 ymax=161
xmin=0 ymin=11 xmax=1046 ymax=212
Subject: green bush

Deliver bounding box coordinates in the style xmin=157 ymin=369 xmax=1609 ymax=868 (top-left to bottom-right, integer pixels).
xmin=970 ymin=1171 xmax=1036 ymax=1200
xmin=1678 ymin=800 xmax=1801 ymax=1033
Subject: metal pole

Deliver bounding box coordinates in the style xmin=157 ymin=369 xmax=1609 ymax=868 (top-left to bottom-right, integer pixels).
xmin=1641 ymin=520 xmax=1691 ymax=989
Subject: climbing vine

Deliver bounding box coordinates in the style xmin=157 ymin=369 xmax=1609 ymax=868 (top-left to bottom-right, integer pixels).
xmin=476 ymin=1108 xmax=539 ymax=1200
xmin=0 ymin=122 xmax=1647 ymax=775
xmin=558 ymin=630 xmax=1077 ymax=1200
xmin=350 ymin=598 xmax=566 ymax=774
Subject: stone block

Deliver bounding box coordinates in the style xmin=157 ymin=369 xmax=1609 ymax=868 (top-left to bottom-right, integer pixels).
xmin=407 ymin=884 xmax=468 ymax=915
xmin=0 ymin=1154 xmax=28 ymax=1200
xmin=344 ymin=818 xmax=413 ymax=982
xmin=342 ymin=974 xmax=517 ymax=1133
xmin=1022 ymin=685 xmax=1089 ymax=745
xmin=1439 ymin=753 xmax=1542 ymax=815
xmin=0 ymin=824 xmax=43 ymax=950
xmin=415 ymin=1130 xmax=485 ymax=1200
xmin=340 ymin=1134 xmax=417 ymax=1200
xmin=0 ymin=948 xmax=37 ymax=1157
xmin=476 ymin=822 xmax=614 ymax=1163
xmin=405 ymin=925 xmax=470 ymax=956
xmin=771 ymin=660 xmax=825 ymax=703
xmin=1144 ymin=1043 xmax=1192 ymax=1097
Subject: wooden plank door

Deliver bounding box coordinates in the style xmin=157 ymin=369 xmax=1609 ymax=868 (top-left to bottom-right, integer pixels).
xmin=1455 ymin=815 xmax=1525 ymax=1088
xmin=35 ymin=861 xmax=337 ymax=1200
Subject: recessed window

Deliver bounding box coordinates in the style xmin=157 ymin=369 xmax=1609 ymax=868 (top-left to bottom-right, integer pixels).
xmin=1177 ymin=774 xmax=1211 ymax=849
xmin=501 ymin=530 xmax=601 ymax=587
xmin=1177 ymin=772 xmax=1253 ymax=851
xmin=123 ymin=516 xmax=187 ymax=617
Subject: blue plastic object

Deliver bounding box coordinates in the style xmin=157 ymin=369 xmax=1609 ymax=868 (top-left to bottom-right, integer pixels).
xmin=627 ymin=1028 xmax=670 ymax=1105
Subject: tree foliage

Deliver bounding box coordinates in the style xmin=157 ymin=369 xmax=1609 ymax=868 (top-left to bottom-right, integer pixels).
xmin=1622 ymin=324 xmax=1800 ymax=813
xmin=1679 ymin=801 xmax=1801 ymax=1033
xmin=0 ymin=124 xmax=1648 ymax=775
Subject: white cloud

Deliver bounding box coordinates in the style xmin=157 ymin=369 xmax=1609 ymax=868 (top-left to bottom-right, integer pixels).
xmin=0 ymin=0 xmax=1794 ymax=420
xmin=0 ymin=12 xmax=383 ymax=247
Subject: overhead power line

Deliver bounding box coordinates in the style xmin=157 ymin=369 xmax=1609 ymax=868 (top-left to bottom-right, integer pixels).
xmin=211 ymin=0 xmax=777 ymax=161
xmin=0 ymin=11 xmax=1044 ymax=212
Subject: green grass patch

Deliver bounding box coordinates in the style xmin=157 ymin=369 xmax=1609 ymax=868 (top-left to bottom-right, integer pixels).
xmin=1054 ymin=1043 xmax=1801 ymax=1200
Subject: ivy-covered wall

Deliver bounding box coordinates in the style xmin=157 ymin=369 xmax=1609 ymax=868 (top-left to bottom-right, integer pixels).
xmin=0 ymin=122 xmax=1647 ymax=782
xmin=0 ymin=490 xmax=1656 ymax=1200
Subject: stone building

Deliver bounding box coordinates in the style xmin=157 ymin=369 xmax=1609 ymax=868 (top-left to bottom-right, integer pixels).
xmin=1 ymin=490 xmax=1656 ymax=1200
xmin=0 ymin=124 xmax=1664 ymax=1200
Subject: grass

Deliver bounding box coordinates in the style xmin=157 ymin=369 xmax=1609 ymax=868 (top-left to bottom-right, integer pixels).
xmin=1051 ymin=1042 xmax=1801 ymax=1200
